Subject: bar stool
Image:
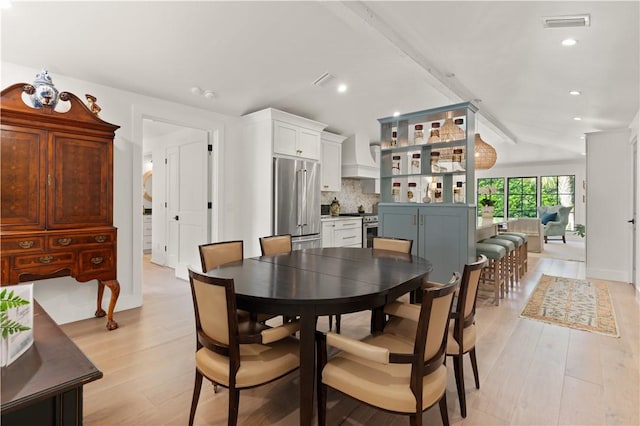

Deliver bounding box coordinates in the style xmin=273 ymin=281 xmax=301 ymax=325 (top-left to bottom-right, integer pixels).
xmin=476 ymin=242 xmax=507 ymax=305
xmin=494 ymin=233 xmax=525 ymax=283
xmin=500 ymin=231 xmax=528 ymax=274
xmin=480 ymin=237 xmax=516 ymax=290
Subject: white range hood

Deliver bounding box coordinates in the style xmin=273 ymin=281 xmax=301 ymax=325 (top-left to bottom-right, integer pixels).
xmin=341 ymin=133 xmax=379 ymax=179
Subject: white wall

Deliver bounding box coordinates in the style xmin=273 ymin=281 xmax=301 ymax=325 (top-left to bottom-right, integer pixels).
xmin=476 ymin=160 xmax=587 ymax=226
xmin=233 ymin=114 xmax=275 ymax=257
xmin=586 ymin=128 xmax=632 ymax=282
xmin=1 ymin=62 xmax=241 ymax=324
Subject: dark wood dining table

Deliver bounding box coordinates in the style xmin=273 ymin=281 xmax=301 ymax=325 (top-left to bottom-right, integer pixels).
xmin=202 ymin=247 xmax=433 ymax=426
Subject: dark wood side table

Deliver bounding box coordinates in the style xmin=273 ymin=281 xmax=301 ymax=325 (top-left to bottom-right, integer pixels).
xmin=1 ymin=302 xmax=102 ymax=426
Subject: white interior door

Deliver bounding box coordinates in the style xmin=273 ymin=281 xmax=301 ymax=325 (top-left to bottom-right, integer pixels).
xmin=632 ymin=138 xmax=638 ymax=287
xmin=166 ymin=138 xmax=208 ymax=280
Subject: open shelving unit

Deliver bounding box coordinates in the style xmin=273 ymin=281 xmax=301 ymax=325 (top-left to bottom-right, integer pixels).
xmin=377 ymin=102 xmax=479 ymax=283
xmin=378 ymin=101 xmax=478 ymax=205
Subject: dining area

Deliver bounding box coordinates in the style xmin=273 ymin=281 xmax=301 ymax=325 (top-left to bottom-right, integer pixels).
xmin=187 ymin=235 xmax=487 ymax=426
xmin=55 ymin=231 xmax=639 ymax=426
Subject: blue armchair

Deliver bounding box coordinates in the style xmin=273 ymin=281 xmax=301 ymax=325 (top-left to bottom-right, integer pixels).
xmin=537 ymin=205 xmax=572 ymax=243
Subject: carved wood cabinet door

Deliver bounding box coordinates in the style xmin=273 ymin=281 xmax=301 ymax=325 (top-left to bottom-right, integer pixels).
xmin=0 ymin=125 xmax=47 ymax=231
xmin=47 ymin=133 xmax=113 ymax=229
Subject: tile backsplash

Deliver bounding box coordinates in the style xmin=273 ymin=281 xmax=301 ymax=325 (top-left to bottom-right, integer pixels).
xmin=321 ymin=178 xmax=380 ymax=213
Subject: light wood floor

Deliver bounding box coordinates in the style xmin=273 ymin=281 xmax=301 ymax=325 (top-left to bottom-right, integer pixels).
xmin=61 ymin=252 xmax=640 ymax=425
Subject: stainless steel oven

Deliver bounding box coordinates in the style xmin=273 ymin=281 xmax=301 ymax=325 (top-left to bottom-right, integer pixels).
xmin=363 ymin=215 xmax=378 ymax=248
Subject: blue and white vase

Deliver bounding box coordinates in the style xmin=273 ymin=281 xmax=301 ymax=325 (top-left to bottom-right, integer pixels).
xmin=30 ymin=70 xmax=59 ymax=109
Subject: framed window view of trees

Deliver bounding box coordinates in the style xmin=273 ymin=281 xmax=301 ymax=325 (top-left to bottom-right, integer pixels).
xmin=507 ymin=177 xmax=537 ymax=217
xmin=477 ymin=177 xmax=505 ymax=217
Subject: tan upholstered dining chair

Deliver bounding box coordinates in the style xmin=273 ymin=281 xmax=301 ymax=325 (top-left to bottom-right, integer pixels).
xmin=372 ymin=236 xmax=414 ymax=253
xmin=374 ymin=236 xmax=416 ymax=305
xmin=384 ymin=255 xmax=488 ymax=418
xmin=259 ymin=234 xmax=292 ymax=256
xmin=316 ymin=280 xmax=459 ymax=426
xmin=444 ymin=254 xmax=487 ymax=417
xmin=259 ymin=234 xmax=297 ymax=324
xmin=188 ymin=269 xmax=300 ymax=426
xmin=199 ymin=240 xmax=276 ymax=324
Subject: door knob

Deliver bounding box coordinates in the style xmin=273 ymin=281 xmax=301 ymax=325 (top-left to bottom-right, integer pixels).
xmin=628 ymin=219 xmax=635 ymax=224
xmin=174 ymin=215 xmax=179 ymax=221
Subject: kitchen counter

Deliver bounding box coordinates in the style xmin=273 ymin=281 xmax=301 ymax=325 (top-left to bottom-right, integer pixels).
xmin=476 ymin=217 xmax=517 ymax=241
xmin=321 ymin=216 xmax=364 ymax=222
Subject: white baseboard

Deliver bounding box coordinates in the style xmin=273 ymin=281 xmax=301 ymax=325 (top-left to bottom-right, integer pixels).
xmin=585 ymin=267 xmax=630 ymax=283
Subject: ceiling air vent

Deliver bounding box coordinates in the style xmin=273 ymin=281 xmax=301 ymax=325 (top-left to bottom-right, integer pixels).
xmin=312 ymin=72 xmax=334 ymax=87
xmin=542 ymin=14 xmax=590 ymax=28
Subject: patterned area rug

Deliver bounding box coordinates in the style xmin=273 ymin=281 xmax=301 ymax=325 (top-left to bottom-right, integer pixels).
xmin=521 ymin=274 xmax=619 ymax=337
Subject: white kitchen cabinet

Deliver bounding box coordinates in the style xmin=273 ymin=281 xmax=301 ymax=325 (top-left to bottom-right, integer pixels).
xmin=321 ymin=131 xmax=346 ymax=192
xmin=321 ymin=217 xmax=362 ymax=248
xmin=322 ymin=221 xmax=335 ymax=247
xmin=273 ymin=119 xmax=321 ymax=160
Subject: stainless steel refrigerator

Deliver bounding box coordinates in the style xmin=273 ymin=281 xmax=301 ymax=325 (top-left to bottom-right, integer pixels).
xmin=273 ymin=157 xmax=321 ymax=250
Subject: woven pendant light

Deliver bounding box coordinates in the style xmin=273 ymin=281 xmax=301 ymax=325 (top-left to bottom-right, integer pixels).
xmin=474 ymin=133 xmax=497 ymax=169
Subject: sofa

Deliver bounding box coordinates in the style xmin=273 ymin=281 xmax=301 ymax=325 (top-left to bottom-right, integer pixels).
xmin=537 ymin=205 xmax=572 ymax=243
xmin=508 ymin=218 xmax=544 ymax=253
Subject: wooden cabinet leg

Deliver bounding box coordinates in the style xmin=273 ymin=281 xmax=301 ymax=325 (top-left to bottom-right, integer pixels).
xmin=95 ymin=279 xmax=120 ymax=330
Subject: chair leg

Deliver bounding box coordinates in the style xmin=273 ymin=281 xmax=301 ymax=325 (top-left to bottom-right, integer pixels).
xmin=318 ymin=383 xmax=327 ymax=426
xmin=492 ymin=259 xmax=501 ymax=306
xmin=189 ymin=371 xmax=203 ymax=426
xmin=453 ymin=355 xmax=467 ymax=418
xmin=336 ymin=314 xmax=341 ymax=333
xmin=469 ymin=348 xmax=480 ymax=389
xmin=562 ymin=235 xmax=566 ymax=243
xmin=438 ymin=394 xmax=450 ymax=426
xmin=317 ymin=331 xmax=328 ymax=426
xmin=228 ymin=388 xmax=240 ymax=426
xmin=328 ymin=315 xmax=333 ymax=331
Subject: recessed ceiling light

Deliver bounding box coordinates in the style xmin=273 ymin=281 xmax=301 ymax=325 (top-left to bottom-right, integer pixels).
xmin=337 ymin=84 xmax=347 ymax=93
xmin=393 ymin=111 xmax=400 ymax=117
xmin=569 ymin=90 xmax=581 ymax=96
xmin=573 ymin=117 xmax=582 ymax=121
xmin=562 ymin=38 xmax=577 ymax=46
xmin=191 ymin=86 xmax=217 ymax=100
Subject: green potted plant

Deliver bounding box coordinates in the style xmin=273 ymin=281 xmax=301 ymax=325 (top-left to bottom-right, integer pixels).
xmin=574 ymin=224 xmax=586 ymax=238
xmin=1 ymin=288 xmax=31 ymax=338
xmin=478 ymin=185 xmax=497 ymax=218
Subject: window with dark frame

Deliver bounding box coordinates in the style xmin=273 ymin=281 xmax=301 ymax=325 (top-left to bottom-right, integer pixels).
xmin=477 ymin=177 xmax=505 ymax=217
xmin=507 ymin=177 xmax=537 ymax=218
